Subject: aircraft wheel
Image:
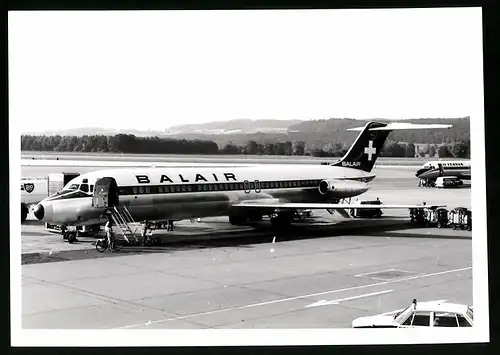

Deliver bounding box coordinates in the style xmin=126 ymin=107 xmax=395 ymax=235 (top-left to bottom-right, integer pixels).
xmin=112 ymin=240 xmax=123 ymax=252
xmin=451 ymin=224 xmax=456 ymax=230
xmin=67 ymin=232 xmax=77 ymax=243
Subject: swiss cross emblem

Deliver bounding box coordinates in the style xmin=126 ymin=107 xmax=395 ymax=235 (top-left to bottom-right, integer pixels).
xmin=24 ymin=183 xmax=35 ymax=193
xmin=364 ymin=140 xmax=376 ymax=161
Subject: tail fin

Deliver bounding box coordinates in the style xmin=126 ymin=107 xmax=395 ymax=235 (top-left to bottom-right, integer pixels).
xmin=332 ymin=121 xmax=390 ymax=172
xmin=332 ymin=121 xmax=452 ymax=173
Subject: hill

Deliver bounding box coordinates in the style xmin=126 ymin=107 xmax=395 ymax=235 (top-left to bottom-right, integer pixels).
xmin=165 ymin=119 xmax=303 ymax=134
xmin=167 ymin=117 xmax=470 ymax=149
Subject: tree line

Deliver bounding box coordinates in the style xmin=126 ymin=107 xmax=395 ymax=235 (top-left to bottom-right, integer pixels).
xmin=21 ymin=134 xmax=220 ymax=154
xmin=22 ymin=134 xmax=470 ymax=159
xmin=221 ymin=140 xmax=470 ymax=158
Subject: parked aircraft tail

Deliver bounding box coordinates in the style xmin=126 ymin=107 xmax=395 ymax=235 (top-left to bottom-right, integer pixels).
xmin=332 ymin=121 xmax=452 ymax=173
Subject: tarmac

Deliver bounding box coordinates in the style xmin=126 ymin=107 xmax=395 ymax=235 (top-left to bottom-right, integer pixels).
xmin=20 ymin=162 xmax=472 ymax=329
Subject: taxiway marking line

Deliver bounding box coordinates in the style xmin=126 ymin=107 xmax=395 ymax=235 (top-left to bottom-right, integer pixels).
xmin=115 ymin=266 xmax=471 ymax=329
xmin=305 ymin=289 xmax=393 ymax=308
xmin=355 ymin=268 xmax=417 ymax=278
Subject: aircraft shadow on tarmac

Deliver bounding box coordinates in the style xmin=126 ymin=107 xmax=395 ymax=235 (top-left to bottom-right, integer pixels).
xmin=21 ymin=218 xmax=471 ymax=265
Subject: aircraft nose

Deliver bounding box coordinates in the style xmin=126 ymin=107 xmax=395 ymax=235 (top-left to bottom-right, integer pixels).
xmin=416 ymin=168 xmax=426 ymax=177
xmin=33 ymin=203 xmax=44 ymax=220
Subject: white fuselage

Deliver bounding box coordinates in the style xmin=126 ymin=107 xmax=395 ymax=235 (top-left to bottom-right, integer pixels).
xmin=36 ymin=164 xmax=375 ymax=225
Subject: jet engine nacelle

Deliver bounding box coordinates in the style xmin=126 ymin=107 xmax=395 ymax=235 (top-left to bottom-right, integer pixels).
xmin=318 ymin=179 xmax=369 ymax=197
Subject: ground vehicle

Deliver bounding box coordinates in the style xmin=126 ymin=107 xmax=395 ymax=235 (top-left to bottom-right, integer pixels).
xmin=435 ymin=176 xmax=464 ymax=188
xmin=350 ymin=199 xmax=383 ymax=218
xmin=352 ymin=299 xmax=473 ymax=328
xmin=449 ymin=207 xmax=472 ymax=231
xmin=21 ymin=172 xmax=80 ymax=222
xmin=425 ymin=207 xmax=449 ymax=228
xmin=409 ymin=208 xmax=427 ymax=225
xmin=95 ymin=238 xmax=124 ymax=252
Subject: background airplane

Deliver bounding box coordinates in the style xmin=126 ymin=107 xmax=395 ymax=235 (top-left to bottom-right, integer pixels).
xmin=415 ymin=160 xmax=471 ymax=181
xmin=33 ymin=121 xmax=452 ymax=229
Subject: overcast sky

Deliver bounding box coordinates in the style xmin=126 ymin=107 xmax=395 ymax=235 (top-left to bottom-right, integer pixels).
xmin=9 ymin=8 xmax=483 ymax=132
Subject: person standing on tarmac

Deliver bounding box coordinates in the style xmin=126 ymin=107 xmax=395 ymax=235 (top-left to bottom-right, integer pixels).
xmin=142 ymin=220 xmax=151 ymax=246
xmin=105 ymin=216 xmax=114 ymax=251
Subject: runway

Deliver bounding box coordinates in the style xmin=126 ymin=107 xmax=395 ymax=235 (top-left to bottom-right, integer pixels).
xmin=20 ymin=157 xmax=472 ymax=330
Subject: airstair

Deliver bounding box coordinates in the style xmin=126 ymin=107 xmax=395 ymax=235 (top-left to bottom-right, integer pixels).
xmin=109 ymin=206 xmax=142 ymax=243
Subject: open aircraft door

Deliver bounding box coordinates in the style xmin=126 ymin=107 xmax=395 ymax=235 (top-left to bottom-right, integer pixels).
xmin=92 ymin=177 xmax=119 ymax=208
xmin=438 ymin=163 xmax=444 ymax=177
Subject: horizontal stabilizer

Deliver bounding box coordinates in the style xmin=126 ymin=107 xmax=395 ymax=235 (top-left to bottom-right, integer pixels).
xmin=347 ymin=122 xmax=453 ymax=131
xmin=232 ymin=201 xmax=446 ymax=210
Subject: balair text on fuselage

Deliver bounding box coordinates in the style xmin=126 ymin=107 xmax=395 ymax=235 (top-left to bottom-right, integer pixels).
xmin=135 ymin=172 xmax=238 ymax=184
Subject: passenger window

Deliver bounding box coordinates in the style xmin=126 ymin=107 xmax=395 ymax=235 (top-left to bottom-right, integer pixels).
xmin=433 ymin=313 xmax=458 ymax=327
xmin=181 ymin=185 xmax=186 ymax=192
xmin=457 ymin=314 xmax=471 ymax=327
xmin=80 ymin=184 xmax=89 ymax=193
xmin=230 ymin=183 xmax=234 ymax=190
xmin=133 ymin=187 xmax=138 ymax=194
xmin=209 ymin=185 xmax=214 ymax=191
xmin=146 ymin=187 xmax=151 ymax=193
xmin=139 ymin=186 xmax=144 ymax=194
xmin=250 ymin=182 xmax=255 ymax=189
xmin=176 ymin=186 xmax=181 ymax=192
xmin=187 ymin=185 xmax=193 ymax=192
xmin=412 ymin=312 xmax=430 ymax=326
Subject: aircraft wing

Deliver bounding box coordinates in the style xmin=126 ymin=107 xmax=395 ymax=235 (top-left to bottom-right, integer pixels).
xmin=232 ymin=201 xmax=445 ymax=210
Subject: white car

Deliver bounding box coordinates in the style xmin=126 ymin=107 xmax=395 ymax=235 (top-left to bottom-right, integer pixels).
xmin=352 ymin=299 xmax=473 ymax=328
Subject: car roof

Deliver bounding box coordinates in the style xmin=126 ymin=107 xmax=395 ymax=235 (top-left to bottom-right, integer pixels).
xmin=413 ymin=301 xmax=470 ymax=314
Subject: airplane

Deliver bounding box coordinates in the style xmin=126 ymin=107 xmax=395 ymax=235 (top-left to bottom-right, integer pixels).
xmin=33 ymin=121 xmax=452 ymax=229
xmin=415 ymin=160 xmax=471 ymax=181
xmin=20 ymin=173 xmax=80 ymax=222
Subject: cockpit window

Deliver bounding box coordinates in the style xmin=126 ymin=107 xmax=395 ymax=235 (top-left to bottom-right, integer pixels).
xmin=68 ymin=184 xmax=79 ymax=190
xmin=80 ymin=184 xmax=89 ymax=193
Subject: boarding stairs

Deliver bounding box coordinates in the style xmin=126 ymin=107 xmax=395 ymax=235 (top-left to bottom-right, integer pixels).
xmin=109 ymin=206 xmax=143 ymax=244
